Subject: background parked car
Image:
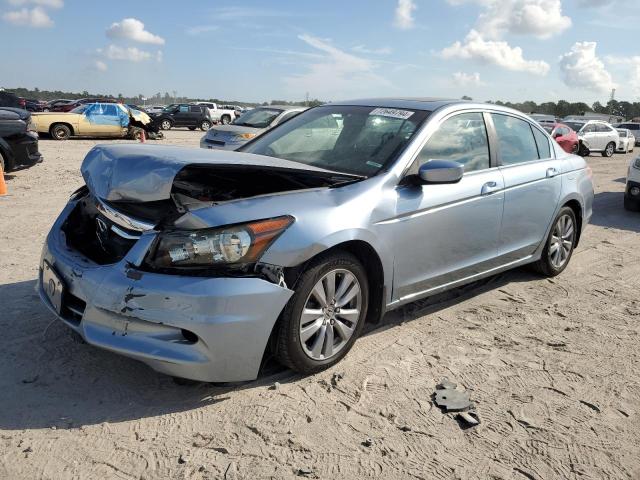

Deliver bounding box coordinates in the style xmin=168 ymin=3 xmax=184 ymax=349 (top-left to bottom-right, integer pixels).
xmin=191 ymin=102 xmax=236 ymax=124
xmin=152 ymin=103 xmax=212 ymax=131
xmin=43 ymin=99 xmax=74 ymax=112
xmin=51 ymin=97 xmax=118 ymax=112
xmin=32 ymin=102 xmax=161 ymax=140
xmin=0 ymin=91 xmax=25 ymax=109
xmin=542 ymin=123 xmax=579 ymax=154
xmin=200 ymin=105 xmax=306 ymax=150
xmin=563 ymin=120 xmax=619 ymax=157
xmin=616 ymin=129 xmax=635 ymax=153
xmin=625 ymin=156 xmax=640 ymax=211
xmin=614 ymin=122 xmax=640 ymax=146
xmin=0 ymin=106 xmax=42 ymax=172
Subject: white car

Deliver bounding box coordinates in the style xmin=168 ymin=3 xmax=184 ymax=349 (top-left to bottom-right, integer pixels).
xmin=192 ymin=102 xmax=236 ymax=125
xmin=616 ymin=129 xmax=635 ymax=153
xmin=625 ymin=156 xmax=640 ymax=211
xmin=564 ymin=120 xmax=620 ymax=157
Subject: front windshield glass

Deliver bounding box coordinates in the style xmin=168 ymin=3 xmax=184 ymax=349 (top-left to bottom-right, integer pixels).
xmin=162 ymin=104 xmax=177 ymax=112
xmin=564 ymin=122 xmax=584 ymax=132
xmin=70 ymin=105 xmax=89 ymax=114
xmin=240 ymin=105 xmax=430 ymax=177
xmin=234 ymin=108 xmax=283 ymax=128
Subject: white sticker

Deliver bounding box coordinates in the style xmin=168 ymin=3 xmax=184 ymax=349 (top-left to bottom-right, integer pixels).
xmin=369 ymin=107 xmax=414 ymax=120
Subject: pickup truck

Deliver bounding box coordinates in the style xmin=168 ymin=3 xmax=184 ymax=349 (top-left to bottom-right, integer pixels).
xmin=192 ymin=102 xmax=236 ymax=125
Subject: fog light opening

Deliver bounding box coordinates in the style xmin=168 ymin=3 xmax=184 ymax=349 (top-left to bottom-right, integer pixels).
xmin=180 ymin=329 xmax=199 ymax=344
xmin=630 ymin=186 xmax=640 ymax=196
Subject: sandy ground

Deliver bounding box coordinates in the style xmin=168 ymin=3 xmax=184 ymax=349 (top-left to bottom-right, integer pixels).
xmin=0 ymin=130 xmax=639 ymax=480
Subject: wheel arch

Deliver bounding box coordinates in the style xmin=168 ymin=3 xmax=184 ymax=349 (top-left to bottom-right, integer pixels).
xmin=563 ymin=198 xmax=583 ymax=247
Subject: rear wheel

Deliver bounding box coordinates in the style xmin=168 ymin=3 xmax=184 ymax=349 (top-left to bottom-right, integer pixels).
xmin=602 ymin=142 xmax=615 ymax=157
xmin=200 ymin=120 xmax=211 ymax=131
xmin=50 ymin=123 xmax=71 ymax=141
xmin=276 ymin=252 xmax=369 ymax=374
xmin=531 ymin=207 xmax=577 ymax=277
xmin=221 ymin=115 xmax=231 ymax=125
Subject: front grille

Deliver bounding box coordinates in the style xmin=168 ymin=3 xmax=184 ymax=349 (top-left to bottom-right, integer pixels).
xmin=62 ymin=199 xmax=140 ymax=265
xmin=61 ymin=292 xmax=86 ymax=325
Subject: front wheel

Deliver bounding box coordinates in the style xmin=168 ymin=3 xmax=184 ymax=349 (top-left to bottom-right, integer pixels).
xmin=531 ymin=207 xmax=577 ymax=277
xmin=602 ymin=142 xmax=615 ymax=157
xmin=160 ymin=119 xmax=172 ymax=130
xmin=577 ymin=142 xmax=590 ymax=157
xmin=276 ymin=252 xmax=369 ymax=374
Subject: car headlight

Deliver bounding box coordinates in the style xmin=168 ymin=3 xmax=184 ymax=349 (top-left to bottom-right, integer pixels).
xmin=235 ymin=133 xmax=257 ymax=140
xmin=633 ymin=157 xmax=640 ymax=170
xmin=144 ymin=216 xmax=293 ymax=271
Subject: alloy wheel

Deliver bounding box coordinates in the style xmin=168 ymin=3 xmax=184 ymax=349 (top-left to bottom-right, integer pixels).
xmin=299 ymin=269 xmax=362 ymax=361
xmin=606 ymin=143 xmax=614 ymax=156
xmin=549 ymin=214 xmax=574 ymax=269
xmin=161 ymin=120 xmax=171 ymax=130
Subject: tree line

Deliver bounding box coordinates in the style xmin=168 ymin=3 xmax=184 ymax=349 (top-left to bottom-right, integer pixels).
xmin=487 ymin=99 xmax=640 ymax=121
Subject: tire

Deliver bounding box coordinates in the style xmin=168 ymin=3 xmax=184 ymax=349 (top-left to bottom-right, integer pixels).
xmin=200 ymin=120 xmax=211 ymax=131
xmin=50 ymin=123 xmax=71 ymax=141
xmin=129 ymin=127 xmax=144 ymax=141
xmin=221 ymin=115 xmax=231 ymax=125
xmin=602 ymin=142 xmax=615 ymax=157
xmin=624 ymin=195 xmax=640 ymax=212
xmin=160 ymin=119 xmax=172 ymax=130
xmin=531 ymin=207 xmax=577 ymax=277
xmin=188 ymin=126 xmax=196 ymax=131
xmin=276 ymin=252 xmax=369 ymax=374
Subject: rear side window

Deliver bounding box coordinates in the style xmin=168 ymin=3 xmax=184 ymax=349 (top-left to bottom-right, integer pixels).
xmin=103 ymin=105 xmax=118 ymax=116
xmin=531 ymin=126 xmax=551 ymax=158
xmin=416 ymin=112 xmax=490 ymax=173
xmin=190 ymin=106 xmax=201 ymax=113
xmin=491 ymin=114 xmax=540 ymax=165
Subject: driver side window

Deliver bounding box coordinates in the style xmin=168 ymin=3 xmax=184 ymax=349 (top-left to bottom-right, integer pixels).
xmin=414 ymin=112 xmax=490 ymax=174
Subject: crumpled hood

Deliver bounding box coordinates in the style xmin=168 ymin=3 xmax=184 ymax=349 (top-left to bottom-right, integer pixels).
xmin=81 ymin=144 xmax=337 ymax=203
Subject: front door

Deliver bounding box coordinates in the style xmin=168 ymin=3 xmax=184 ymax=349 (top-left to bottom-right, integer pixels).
xmin=490 ymin=113 xmax=562 ymax=262
xmin=386 ymin=112 xmax=505 ymax=301
xmin=580 ymin=123 xmax=601 ymax=150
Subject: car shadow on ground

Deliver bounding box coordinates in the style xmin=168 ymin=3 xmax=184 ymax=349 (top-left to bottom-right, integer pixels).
xmin=590 ymin=191 xmax=640 ymax=233
xmin=0 ymin=266 xmax=537 ymax=431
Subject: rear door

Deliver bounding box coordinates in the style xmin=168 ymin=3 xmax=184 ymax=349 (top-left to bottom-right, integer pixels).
xmin=491 ymin=113 xmax=562 ymax=263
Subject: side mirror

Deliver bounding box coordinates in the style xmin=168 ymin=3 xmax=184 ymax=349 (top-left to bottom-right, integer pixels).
xmin=418 ymin=160 xmax=464 ymax=184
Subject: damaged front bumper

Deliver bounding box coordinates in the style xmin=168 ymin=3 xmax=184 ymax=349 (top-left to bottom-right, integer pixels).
xmin=37 ymin=200 xmax=294 ymax=382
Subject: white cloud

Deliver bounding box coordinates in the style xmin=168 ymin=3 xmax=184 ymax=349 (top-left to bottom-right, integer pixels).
xmin=7 ymin=0 xmax=63 ymax=8
xmin=94 ymin=60 xmax=107 ymax=72
xmin=99 ymin=45 xmax=153 ymax=62
xmin=284 ymin=34 xmax=390 ymax=99
xmin=352 ymin=45 xmax=392 ymax=55
xmin=106 ymin=18 xmax=164 ymax=45
xmin=394 ymin=0 xmax=416 ymax=29
xmin=452 ymin=72 xmax=483 ymax=86
xmin=558 ymin=42 xmax=616 ymax=93
xmin=448 ymin=0 xmax=571 ymax=39
xmin=2 ymin=6 xmax=52 ymax=27
xmin=185 ymin=25 xmax=218 ymax=36
xmin=441 ymin=30 xmax=550 ymax=75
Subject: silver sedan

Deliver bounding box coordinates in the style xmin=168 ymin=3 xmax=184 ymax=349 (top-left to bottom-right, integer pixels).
xmin=38 ymin=99 xmax=594 ymax=382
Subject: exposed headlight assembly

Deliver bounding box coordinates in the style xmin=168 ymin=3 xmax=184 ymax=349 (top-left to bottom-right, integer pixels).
xmin=145 ymin=216 xmax=293 ymax=271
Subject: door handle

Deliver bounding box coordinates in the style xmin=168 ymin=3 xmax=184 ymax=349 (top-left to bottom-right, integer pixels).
xmin=481 ymin=181 xmax=500 ymax=195
xmin=546 ymin=167 xmax=559 ymax=178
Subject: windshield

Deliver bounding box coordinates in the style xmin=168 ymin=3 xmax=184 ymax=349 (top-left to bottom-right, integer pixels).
xmin=564 ymin=122 xmax=584 ymax=132
xmin=162 ymin=104 xmax=178 ymax=112
xmin=70 ymin=105 xmax=89 ymax=114
xmin=234 ymin=108 xmax=283 ymax=128
xmin=240 ymin=105 xmax=430 ymax=177
xmin=543 ymin=125 xmax=554 ymax=133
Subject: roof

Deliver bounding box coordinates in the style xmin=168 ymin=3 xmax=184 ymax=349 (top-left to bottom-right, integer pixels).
xmin=259 ymin=105 xmax=307 ymax=111
xmin=329 ymin=97 xmax=464 ymax=111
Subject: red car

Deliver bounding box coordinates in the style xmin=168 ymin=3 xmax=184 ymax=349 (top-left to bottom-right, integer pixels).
xmin=51 ymin=97 xmax=118 ymax=112
xmin=543 ymin=123 xmax=579 ymax=154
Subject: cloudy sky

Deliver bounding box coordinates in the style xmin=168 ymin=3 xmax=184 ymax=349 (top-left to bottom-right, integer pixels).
xmin=1 ymin=0 xmax=638 ymax=103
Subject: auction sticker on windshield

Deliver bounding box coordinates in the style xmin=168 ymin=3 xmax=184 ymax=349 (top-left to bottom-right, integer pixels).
xmin=369 ymin=108 xmax=414 ymax=120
